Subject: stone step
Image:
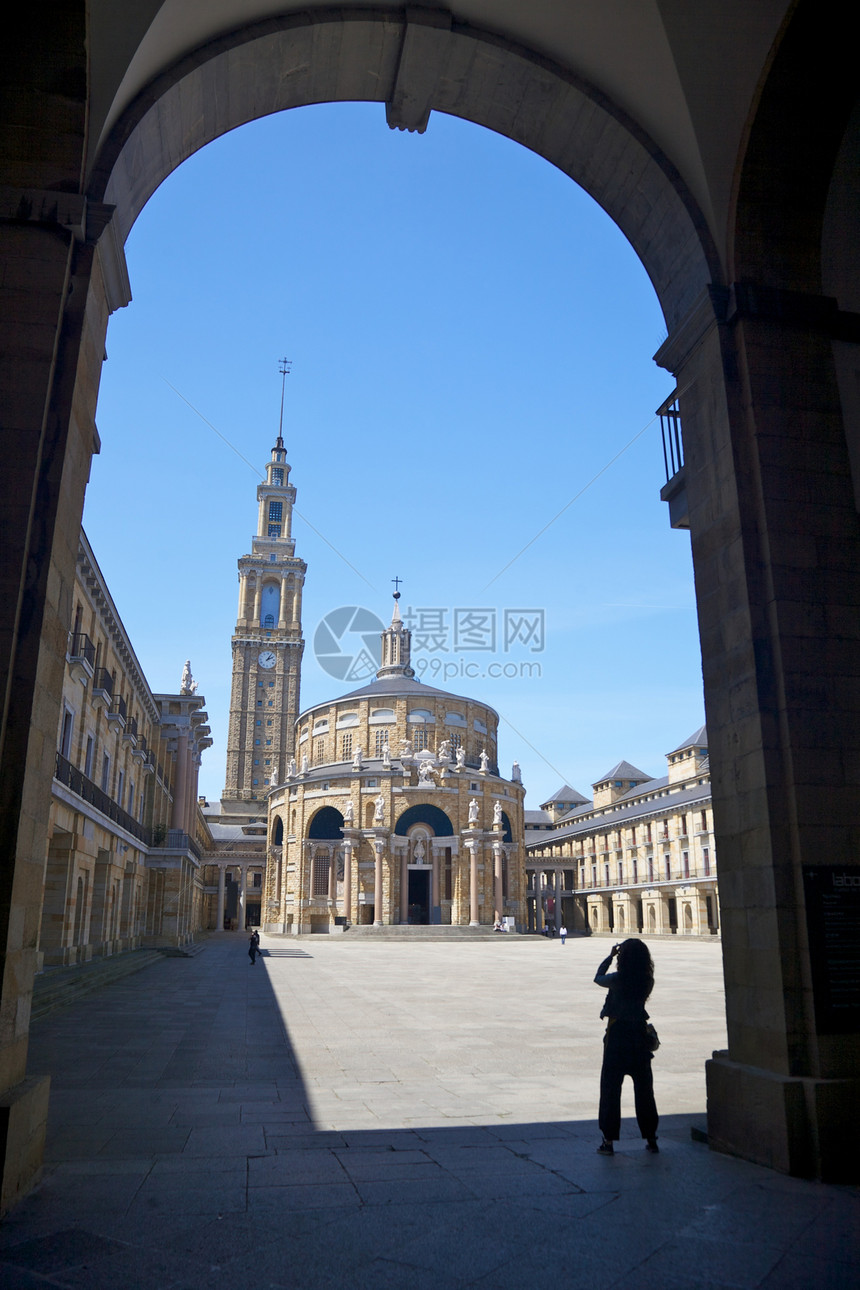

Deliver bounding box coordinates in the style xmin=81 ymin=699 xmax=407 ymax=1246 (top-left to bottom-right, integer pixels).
xmin=32 ymin=949 xmax=165 ymax=1021
xmin=339 ymin=925 xmax=523 ymax=941
xmin=158 ymin=941 xmax=207 ymax=958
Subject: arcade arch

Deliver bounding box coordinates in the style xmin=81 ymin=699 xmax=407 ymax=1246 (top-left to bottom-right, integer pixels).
xmin=2 ymin=2 xmax=859 ymax=1196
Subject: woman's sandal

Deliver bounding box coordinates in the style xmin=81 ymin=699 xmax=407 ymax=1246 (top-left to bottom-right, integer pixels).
xmin=596 ymin=1137 xmax=614 ymax=1155
xmin=645 ymin=1138 xmax=659 ymax=1153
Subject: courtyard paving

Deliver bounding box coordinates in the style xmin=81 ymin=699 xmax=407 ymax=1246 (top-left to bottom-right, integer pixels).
xmin=1 ymin=934 xmax=857 ymax=1288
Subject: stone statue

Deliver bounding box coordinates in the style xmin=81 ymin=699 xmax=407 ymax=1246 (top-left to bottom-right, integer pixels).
xmin=287 ymin=757 xmax=297 ymax=778
xmin=511 ymin=761 xmax=522 ymax=783
xmin=438 ymin=739 xmax=451 ymax=764
xmin=373 ymin=793 xmax=385 ymax=823
xmin=480 ymin=747 xmax=490 ymax=773
xmin=400 ymin=737 xmax=413 ymax=760
xmin=493 ymin=800 xmax=503 ymax=827
xmin=352 ymin=745 xmax=363 ymax=770
xmin=300 ymin=753 xmax=309 ymax=774
xmin=417 ymin=759 xmax=435 ymax=785
xmin=456 ymin=746 xmax=466 ymax=769
xmin=180 ymin=659 xmax=198 ymax=695
xmin=344 ymin=799 xmax=354 ymax=825
xmin=382 ymin=742 xmax=391 ymax=769
xmin=468 ymin=798 xmax=479 ymax=825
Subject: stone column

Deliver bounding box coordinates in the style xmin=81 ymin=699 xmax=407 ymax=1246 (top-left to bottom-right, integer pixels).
xmin=534 ymin=871 xmax=544 ymax=932
xmin=252 ymin=580 xmax=262 ymax=626
xmin=493 ymin=842 xmax=503 ymax=923
xmin=278 ymin=574 xmax=290 ymax=628
xmin=373 ymin=840 xmax=384 ymax=926
xmin=431 ymin=846 xmax=442 ymax=916
xmin=237 ymin=573 xmax=247 ymax=621
xmin=171 ymin=733 xmax=188 ymax=831
xmin=291 ymin=581 xmax=303 ymax=630
xmin=237 ymin=866 xmax=246 ymax=931
xmin=400 ymin=846 xmax=409 ymax=924
xmin=342 ymin=841 xmax=353 ymax=925
xmin=659 ymin=291 xmax=860 ymax=1179
xmin=555 ymin=869 xmax=563 ymax=930
xmin=468 ymin=841 xmax=479 ymax=926
xmin=216 ymin=866 xmax=226 ymax=931
xmin=328 ymin=846 xmax=336 ymax=912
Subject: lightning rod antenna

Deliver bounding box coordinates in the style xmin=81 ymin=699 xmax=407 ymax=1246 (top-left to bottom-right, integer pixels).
xmin=277 ymin=357 xmax=292 ymax=448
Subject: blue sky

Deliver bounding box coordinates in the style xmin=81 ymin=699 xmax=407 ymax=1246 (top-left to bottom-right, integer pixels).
xmin=84 ymin=102 xmax=703 ymax=807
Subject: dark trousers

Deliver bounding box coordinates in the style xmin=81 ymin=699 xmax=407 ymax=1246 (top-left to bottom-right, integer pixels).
xmin=598 ymin=1034 xmax=658 ymax=1141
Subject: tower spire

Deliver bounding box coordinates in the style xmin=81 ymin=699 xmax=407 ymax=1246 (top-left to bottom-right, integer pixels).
xmin=377 ymin=578 xmax=414 ymax=678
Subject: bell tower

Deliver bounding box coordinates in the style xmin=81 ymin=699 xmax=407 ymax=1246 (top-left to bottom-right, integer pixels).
xmin=222 ymin=363 xmax=306 ymax=810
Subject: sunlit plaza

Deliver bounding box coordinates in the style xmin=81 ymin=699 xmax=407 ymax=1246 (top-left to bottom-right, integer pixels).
xmin=2 ymin=936 xmax=855 ymax=1288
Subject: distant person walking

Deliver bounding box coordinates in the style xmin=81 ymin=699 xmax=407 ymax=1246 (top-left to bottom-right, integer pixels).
xmin=248 ymin=930 xmax=260 ymax=965
xmin=560 ymin=924 xmax=568 ymax=945
xmin=594 ymin=939 xmax=659 ymax=1155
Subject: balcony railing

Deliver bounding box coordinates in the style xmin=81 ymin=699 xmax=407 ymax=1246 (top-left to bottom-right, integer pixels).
xmin=54 ymin=752 xmax=151 ymax=846
xmin=91 ymin=667 xmax=113 ymax=707
xmin=657 ymin=390 xmax=689 ymax=530
xmin=149 ymin=829 xmax=202 ymax=862
xmin=67 ymin=632 xmax=95 ymax=683
xmin=106 ymin=694 xmax=127 ymax=728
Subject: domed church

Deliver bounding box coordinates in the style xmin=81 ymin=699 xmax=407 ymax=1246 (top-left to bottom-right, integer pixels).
xmin=265 ymin=596 xmax=526 ymax=933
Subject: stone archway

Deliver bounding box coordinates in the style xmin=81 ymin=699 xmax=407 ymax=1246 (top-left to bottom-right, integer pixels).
xmin=2 ymin=2 xmax=859 ymax=1200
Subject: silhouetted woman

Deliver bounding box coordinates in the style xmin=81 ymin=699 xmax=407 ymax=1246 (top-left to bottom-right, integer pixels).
xmin=594 ymin=939 xmax=659 ymax=1154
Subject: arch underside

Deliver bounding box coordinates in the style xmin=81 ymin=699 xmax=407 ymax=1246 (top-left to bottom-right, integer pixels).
xmin=98 ymin=8 xmax=715 ymax=332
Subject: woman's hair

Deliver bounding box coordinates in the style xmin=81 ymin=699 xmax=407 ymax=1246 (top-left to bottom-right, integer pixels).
xmin=615 ymin=938 xmax=654 ymax=1001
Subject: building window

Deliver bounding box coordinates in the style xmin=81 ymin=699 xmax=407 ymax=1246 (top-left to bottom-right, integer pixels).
xmin=665 ymin=855 xmax=671 ymax=880
xmin=253 ymin=872 xmax=262 ymax=888
xmin=683 ymin=851 xmax=690 ymax=878
xmin=84 ymin=734 xmax=94 ymax=779
xmin=272 ymin=468 xmax=283 ymax=485
xmin=312 ymin=852 xmax=329 ymax=896
xmin=268 ymin=524 xmax=281 ymax=537
xmin=413 ymin=728 xmax=428 ymax=752
xmin=269 ymin=501 xmax=283 ymax=522
xmin=603 ymin=863 xmax=609 ymax=886
xmin=340 ymin=732 xmax=353 ymax=760
xmin=703 ymin=847 xmax=711 ymax=876
xmin=680 ymin=815 xmax=688 ymax=837
xmin=374 ymin=729 xmax=387 ymax=757
xmin=254 ymin=759 xmax=259 ymax=765
xmin=633 ymin=859 xmax=638 ymax=883
xmin=617 ymin=860 xmax=623 ymax=884
xmin=314 ymin=737 xmax=326 ymax=765
xmin=646 ymin=822 xmax=652 ymax=843
xmin=591 ymin=865 xmax=597 ymax=887
xmin=701 ymin=810 xmax=708 ymax=832
xmin=60 ymin=708 xmax=74 ymax=759
xmin=128 ymin=783 xmax=134 ymax=815
xmin=662 ymin=819 xmax=670 ymax=839
xmin=444 ymin=847 xmax=452 ymax=901
xmin=450 ymin=731 xmax=462 ymax=756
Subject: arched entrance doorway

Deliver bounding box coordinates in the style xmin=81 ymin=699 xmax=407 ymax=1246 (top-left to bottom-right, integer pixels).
xmin=3 ymin=3 xmax=859 ymax=1195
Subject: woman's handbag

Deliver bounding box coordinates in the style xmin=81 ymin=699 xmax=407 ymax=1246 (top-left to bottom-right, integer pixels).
xmin=645 ymin=1022 xmax=660 ymax=1052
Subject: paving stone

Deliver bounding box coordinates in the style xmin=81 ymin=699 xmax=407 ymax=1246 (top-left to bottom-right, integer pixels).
xmin=9 ymin=934 xmax=855 ymax=1289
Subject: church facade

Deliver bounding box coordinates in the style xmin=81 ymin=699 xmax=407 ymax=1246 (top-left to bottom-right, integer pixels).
xmin=265 ymin=599 xmax=526 ymax=932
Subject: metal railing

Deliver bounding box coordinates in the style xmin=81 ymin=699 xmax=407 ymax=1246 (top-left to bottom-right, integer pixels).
xmin=92 ymin=667 xmax=113 ymax=696
xmin=54 ymin=752 xmax=151 ymax=846
xmin=108 ymin=694 xmax=127 ymax=722
xmin=657 ymin=390 xmax=683 ymax=482
xmin=68 ymin=632 xmax=95 ymax=667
